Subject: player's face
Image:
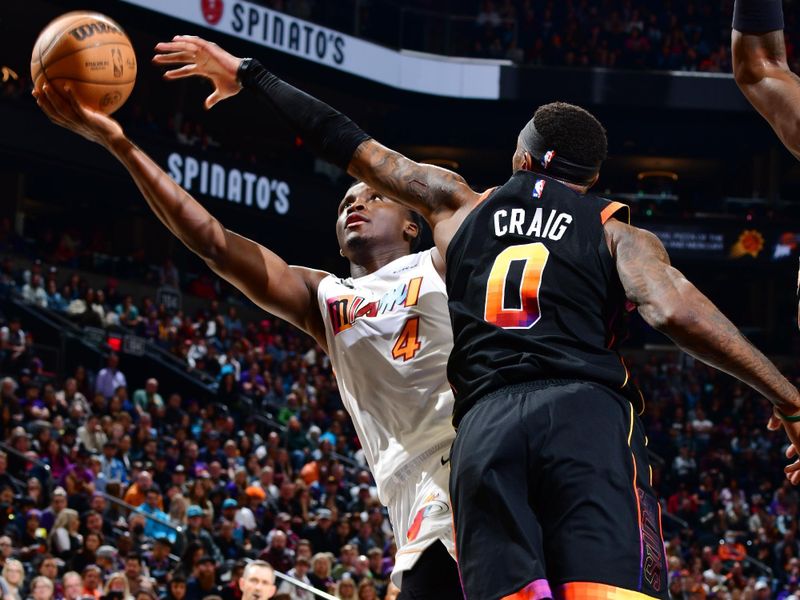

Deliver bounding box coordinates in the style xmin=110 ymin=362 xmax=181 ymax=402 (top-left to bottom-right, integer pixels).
xmin=239 ymin=565 xmax=276 ymax=600
xmin=336 ymin=182 xmax=416 ymax=259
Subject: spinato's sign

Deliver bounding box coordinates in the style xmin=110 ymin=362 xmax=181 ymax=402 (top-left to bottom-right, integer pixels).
xmin=117 ymin=0 xmax=504 ymax=99
xmin=166 ymin=152 xmax=290 ymax=215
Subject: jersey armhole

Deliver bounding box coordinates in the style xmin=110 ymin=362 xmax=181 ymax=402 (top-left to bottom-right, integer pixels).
xmin=600 ymin=201 xmax=630 ymax=225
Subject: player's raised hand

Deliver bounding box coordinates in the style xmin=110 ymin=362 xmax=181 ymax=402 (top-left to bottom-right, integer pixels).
xmin=768 ymin=406 xmax=800 ymax=485
xmin=153 ymin=35 xmax=242 ymax=109
xmin=33 ymin=84 xmax=124 ymax=148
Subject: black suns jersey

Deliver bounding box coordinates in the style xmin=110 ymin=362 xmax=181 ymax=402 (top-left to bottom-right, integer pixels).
xmin=446 ymin=170 xmax=640 ymax=427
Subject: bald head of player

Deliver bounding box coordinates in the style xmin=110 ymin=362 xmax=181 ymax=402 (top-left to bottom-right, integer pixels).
xmin=336 ymin=181 xmax=423 ymax=275
xmin=239 ymin=561 xmax=276 ymax=600
xmin=512 ymin=101 xmax=608 ymax=193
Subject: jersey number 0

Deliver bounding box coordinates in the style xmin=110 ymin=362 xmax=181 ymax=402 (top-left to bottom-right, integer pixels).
xmin=484 ymin=242 xmax=550 ymax=329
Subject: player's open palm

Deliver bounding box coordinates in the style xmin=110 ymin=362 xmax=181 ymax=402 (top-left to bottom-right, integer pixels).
xmin=33 ymin=83 xmax=124 ymax=148
xmin=153 ymin=35 xmax=242 ymax=109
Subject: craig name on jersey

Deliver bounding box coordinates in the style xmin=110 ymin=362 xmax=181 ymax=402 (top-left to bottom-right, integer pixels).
xmin=490 ymin=178 xmax=573 ymax=241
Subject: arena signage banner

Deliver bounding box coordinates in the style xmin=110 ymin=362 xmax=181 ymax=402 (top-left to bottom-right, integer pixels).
xmin=643 ymin=223 xmax=782 ymax=262
xmin=164 ymin=150 xmax=291 ymax=216
xmin=118 ymin=0 xmax=503 ymax=99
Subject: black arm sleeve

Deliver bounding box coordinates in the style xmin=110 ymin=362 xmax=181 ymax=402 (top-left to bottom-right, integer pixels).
xmin=239 ymin=58 xmax=371 ymax=171
xmin=733 ymin=0 xmax=784 ymax=33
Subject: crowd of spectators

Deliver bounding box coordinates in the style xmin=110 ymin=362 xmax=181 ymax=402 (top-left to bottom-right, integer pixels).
xmin=1 ymin=250 xmax=800 ymax=599
xmin=253 ymin=0 xmax=800 ymax=75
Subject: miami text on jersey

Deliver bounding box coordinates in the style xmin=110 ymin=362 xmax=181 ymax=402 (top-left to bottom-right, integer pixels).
xmin=327 ymin=277 xmax=423 ymax=335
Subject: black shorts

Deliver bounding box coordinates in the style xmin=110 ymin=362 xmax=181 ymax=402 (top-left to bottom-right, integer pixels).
xmin=398 ymin=540 xmax=463 ymax=600
xmin=449 ymin=380 xmax=669 ymax=600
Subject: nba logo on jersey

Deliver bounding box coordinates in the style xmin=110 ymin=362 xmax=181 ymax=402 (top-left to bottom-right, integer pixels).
xmin=532 ymin=179 xmax=546 ymax=199
xmin=541 ymin=149 xmax=556 ymax=169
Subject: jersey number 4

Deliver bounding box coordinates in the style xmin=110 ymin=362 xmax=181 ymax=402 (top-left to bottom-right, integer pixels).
xmin=392 ymin=316 xmax=422 ymax=361
xmin=484 ymin=242 xmax=550 ymax=329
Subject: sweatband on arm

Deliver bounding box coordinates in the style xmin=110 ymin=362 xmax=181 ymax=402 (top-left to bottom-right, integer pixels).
xmin=733 ymin=0 xmax=784 ymax=33
xmin=238 ymin=58 xmax=371 ymax=171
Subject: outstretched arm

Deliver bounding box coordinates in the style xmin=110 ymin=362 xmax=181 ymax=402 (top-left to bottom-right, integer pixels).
xmin=33 ymin=84 xmax=327 ymax=346
xmin=153 ymin=36 xmax=480 ymax=228
xmin=732 ymin=0 xmax=800 ymax=160
xmin=605 ymin=218 xmax=798 ymax=412
xmin=605 ymin=218 xmax=800 ymax=480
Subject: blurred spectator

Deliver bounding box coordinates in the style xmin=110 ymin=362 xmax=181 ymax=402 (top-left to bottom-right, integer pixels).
xmin=61 ymin=572 xmax=84 ymax=600
xmin=47 ymin=508 xmax=81 ymax=561
xmin=132 ymin=379 xmax=163 ymax=415
xmin=2 ymin=559 xmax=25 ymax=600
xmin=276 ymin=556 xmax=312 ymax=599
xmin=22 ymin=274 xmax=48 ymax=308
xmin=1 ymin=317 xmax=27 ymax=373
xmin=184 ymin=558 xmax=222 ymax=600
xmin=29 ymin=576 xmax=54 ymax=600
xmin=157 ymin=260 xmax=180 ymax=289
xmin=95 ymin=355 xmax=127 ymax=401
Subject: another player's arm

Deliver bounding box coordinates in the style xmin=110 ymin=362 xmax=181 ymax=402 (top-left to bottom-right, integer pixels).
xmin=605 ymin=218 xmax=799 ymax=414
xmin=732 ymin=0 xmax=800 ymax=159
xmin=153 ymin=36 xmax=480 ymax=231
xmin=33 ymin=84 xmax=328 ymax=347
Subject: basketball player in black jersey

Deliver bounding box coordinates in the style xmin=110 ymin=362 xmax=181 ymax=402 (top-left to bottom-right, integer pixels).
xmin=141 ymin=37 xmax=800 ymax=599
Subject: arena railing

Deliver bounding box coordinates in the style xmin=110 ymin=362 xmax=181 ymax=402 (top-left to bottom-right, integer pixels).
xmin=0 ymin=441 xmax=185 ymax=546
xmin=248 ymin=412 xmax=362 ymax=471
xmin=0 ymin=441 xmax=52 ymax=479
xmin=718 ymin=540 xmax=774 ymax=581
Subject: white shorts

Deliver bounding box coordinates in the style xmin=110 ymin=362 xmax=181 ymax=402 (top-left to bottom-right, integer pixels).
xmin=384 ymin=439 xmax=457 ymax=589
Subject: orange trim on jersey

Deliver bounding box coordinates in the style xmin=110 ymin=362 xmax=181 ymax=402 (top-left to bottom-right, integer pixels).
xmin=502 ymin=580 xmax=553 ymax=600
xmin=478 ymin=186 xmax=499 ymax=204
xmin=628 ymin=403 xmax=645 ymax=594
xmin=556 ymin=582 xmax=662 ymax=600
xmin=600 ymin=201 xmax=630 ymax=224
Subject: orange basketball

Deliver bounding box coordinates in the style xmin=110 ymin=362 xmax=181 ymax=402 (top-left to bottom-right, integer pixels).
xmin=31 ymin=11 xmax=136 ymax=115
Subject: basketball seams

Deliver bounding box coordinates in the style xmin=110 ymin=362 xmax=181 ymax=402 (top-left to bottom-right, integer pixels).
xmin=45 ymin=35 xmax=134 ymax=68
xmin=42 ymin=41 xmax=136 ymax=82
xmin=48 ymin=77 xmax=136 ymax=86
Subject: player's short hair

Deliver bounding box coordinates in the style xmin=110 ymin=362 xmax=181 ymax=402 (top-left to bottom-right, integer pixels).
xmin=522 ymin=102 xmax=608 ymax=179
xmin=242 ymin=560 xmax=274 ymax=582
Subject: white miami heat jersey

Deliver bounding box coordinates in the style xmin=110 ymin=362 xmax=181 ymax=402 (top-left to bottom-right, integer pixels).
xmin=317 ymin=249 xmax=455 ymax=504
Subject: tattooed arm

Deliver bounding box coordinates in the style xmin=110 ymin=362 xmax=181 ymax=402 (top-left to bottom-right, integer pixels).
xmin=604 ymin=218 xmax=800 ymax=413
xmin=733 ymin=28 xmax=800 ymax=160
xmin=152 ymin=37 xmax=481 ymax=247
xmin=349 ymin=140 xmax=480 ymax=222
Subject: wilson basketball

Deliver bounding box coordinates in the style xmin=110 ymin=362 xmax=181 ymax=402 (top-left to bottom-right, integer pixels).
xmin=31 ymin=11 xmax=136 ymax=115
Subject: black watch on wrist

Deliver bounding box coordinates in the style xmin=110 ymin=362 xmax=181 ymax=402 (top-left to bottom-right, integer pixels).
xmin=236 ymin=58 xmax=253 ymax=86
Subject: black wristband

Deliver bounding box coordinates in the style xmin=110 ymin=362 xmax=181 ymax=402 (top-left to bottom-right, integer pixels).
xmin=236 ymin=58 xmax=252 ymax=86
xmin=239 ymin=58 xmax=371 ymax=171
xmin=733 ymin=0 xmax=784 ymax=33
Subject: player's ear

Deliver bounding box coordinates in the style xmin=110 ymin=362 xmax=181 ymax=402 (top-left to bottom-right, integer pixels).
xmin=404 ymin=220 xmax=419 ymax=243
xmin=522 ymin=150 xmax=534 ymax=172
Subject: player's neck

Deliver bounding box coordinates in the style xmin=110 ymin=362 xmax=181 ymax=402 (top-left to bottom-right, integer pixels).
xmin=348 ymin=245 xmax=411 ymax=278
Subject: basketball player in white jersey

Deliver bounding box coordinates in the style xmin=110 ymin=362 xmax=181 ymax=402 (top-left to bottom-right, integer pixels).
xmin=34 ymin=81 xmax=462 ymax=598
